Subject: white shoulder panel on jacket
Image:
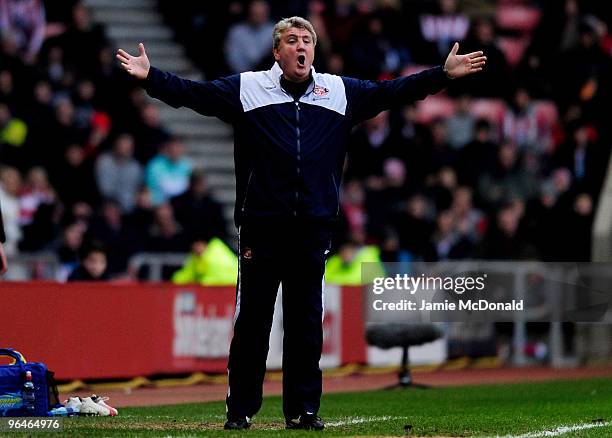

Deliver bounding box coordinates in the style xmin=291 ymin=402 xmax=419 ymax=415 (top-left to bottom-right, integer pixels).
xmin=240 ymin=70 xmax=293 ymax=112
xmin=302 ymin=73 xmax=347 ymax=116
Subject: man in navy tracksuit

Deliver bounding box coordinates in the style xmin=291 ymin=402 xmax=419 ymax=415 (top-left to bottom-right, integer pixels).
xmin=117 ymin=16 xmax=485 ymax=430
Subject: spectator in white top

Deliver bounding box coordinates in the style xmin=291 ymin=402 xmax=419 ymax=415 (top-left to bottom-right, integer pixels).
xmin=18 ymin=166 xmax=55 ymax=227
xmin=0 ymin=166 xmax=22 ymax=256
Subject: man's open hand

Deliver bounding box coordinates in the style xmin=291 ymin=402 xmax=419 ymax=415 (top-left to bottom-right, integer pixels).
xmin=444 ymin=42 xmax=486 ymax=79
xmin=116 ymin=43 xmax=150 ymax=80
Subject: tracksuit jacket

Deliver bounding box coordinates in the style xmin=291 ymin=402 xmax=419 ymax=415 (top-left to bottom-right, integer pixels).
xmin=144 ymin=63 xmax=450 ymax=225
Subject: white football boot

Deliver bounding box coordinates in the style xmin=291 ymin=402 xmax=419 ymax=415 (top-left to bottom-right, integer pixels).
xmin=79 ymin=396 xmax=111 ymax=416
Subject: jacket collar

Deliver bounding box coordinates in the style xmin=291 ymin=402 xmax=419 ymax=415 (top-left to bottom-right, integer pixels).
xmin=270 ymin=62 xmax=316 ymax=95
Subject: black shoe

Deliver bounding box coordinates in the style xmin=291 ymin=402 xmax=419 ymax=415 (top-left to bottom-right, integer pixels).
xmin=286 ymin=413 xmax=325 ymax=431
xmin=224 ymin=417 xmax=251 ymax=430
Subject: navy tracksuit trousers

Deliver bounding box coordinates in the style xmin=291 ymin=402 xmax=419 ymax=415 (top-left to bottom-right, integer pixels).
xmin=226 ymin=218 xmax=332 ymax=421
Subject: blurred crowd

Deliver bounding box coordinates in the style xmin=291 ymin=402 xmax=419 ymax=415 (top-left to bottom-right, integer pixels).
xmin=1 ymin=0 xmax=611 ymax=281
xmin=0 ymin=0 xmax=227 ymax=280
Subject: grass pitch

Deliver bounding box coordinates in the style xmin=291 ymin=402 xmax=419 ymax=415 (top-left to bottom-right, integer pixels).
xmin=33 ymin=377 xmax=612 ymax=437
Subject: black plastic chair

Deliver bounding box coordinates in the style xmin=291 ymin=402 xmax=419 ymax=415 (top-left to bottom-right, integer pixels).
xmin=366 ymin=322 xmax=443 ymax=389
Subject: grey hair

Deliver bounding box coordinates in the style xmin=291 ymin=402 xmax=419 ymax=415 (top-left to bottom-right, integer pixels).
xmin=272 ymin=16 xmax=317 ymax=49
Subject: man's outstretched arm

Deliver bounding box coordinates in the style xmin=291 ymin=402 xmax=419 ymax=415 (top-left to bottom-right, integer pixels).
xmin=116 ymin=43 xmax=241 ymax=121
xmin=346 ymin=42 xmax=486 ymax=124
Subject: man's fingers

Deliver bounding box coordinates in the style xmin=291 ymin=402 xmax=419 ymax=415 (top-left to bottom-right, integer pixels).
xmin=117 ymin=49 xmax=133 ymax=59
xmin=116 ymin=53 xmax=130 ymax=63
xmin=471 ymin=61 xmax=486 ymax=69
xmin=466 ymin=51 xmax=485 ymax=59
xmin=470 ymin=56 xmax=487 ymax=64
xmin=451 ymin=42 xmax=459 ymax=56
xmin=138 ymin=43 xmax=146 ymax=56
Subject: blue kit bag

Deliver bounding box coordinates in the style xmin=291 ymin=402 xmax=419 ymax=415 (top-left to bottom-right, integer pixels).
xmin=0 ymin=348 xmax=56 ymax=416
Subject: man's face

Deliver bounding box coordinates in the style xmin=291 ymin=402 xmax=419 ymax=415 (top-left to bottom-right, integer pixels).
xmin=273 ymin=27 xmax=315 ymax=83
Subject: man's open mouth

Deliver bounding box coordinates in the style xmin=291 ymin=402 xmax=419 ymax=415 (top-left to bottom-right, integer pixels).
xmin=297 ymin=55 xmax=305 ymax=66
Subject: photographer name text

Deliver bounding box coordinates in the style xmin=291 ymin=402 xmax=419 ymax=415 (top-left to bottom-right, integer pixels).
xmin=372 ymin=298 xmax=524 ymax=312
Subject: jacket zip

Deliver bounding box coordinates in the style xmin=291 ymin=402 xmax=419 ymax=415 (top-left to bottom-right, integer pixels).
xmin=241 ymin=170 xmax=254 ymax=212
xmin=294 ymin=100 xmax=301 ymax=216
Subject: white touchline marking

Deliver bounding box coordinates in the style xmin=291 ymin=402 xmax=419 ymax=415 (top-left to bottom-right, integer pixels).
xmin=500 ymin=421 xmax=610 ymax=438
xmin=255 ymin=416 xmax=406 ymax=431
xmin=327 ymin=415 xmax=407 ymax=427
